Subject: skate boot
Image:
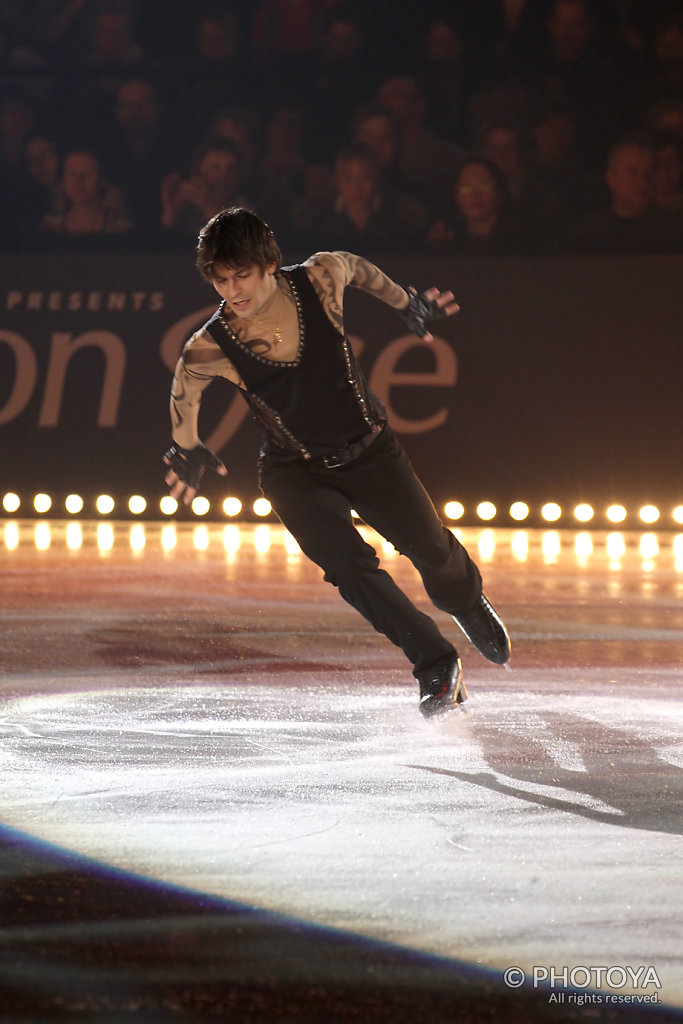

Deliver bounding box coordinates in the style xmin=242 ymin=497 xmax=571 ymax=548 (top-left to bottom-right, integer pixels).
xmin=417 ymin=653 xmax=467 ymax=718
xmin=452 ymin=594 xmax=511 ymax=665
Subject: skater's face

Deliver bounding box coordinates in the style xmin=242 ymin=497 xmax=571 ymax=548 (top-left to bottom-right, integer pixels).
xmin=211 ymin=262 xmax=277 ymax=318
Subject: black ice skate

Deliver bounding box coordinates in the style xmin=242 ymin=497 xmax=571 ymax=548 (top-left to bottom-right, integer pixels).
xmin=417 ymin=654 xmax=467 ymax=718
xmin=452 ymin=594 xmax=511 ymax=665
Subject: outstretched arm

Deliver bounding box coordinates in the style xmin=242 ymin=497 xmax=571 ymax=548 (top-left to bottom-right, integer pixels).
xmin=303 ymin=250 xmax=459 ymax=342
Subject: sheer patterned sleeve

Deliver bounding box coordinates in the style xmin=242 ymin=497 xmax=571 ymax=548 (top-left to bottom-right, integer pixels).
xmin=170 ymin=328 xmax=242 ymax=448
xmin=303 ymin=251 xmax=409 ymax=332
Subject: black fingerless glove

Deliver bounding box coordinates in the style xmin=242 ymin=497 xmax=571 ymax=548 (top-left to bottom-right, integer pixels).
xmin=164 ymin=442 xmax=223 ymax=490
xmin=396 ymin=286 xmax=449 ymax=339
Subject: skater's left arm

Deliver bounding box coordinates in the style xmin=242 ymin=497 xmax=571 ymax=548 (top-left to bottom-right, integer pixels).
xmin=303 ymin=251 xmax=459 ymax=342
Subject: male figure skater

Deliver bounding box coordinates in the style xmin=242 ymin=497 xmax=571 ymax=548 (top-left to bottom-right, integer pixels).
xmin=164 ymin=207 xmax=510 ymax=716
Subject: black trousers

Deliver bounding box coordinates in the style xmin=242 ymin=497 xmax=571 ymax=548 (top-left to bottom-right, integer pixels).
xmin=259 ymin=425 xmax=482 ymax=675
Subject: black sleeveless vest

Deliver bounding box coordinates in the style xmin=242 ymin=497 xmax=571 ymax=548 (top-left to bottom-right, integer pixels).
xmin=203 ymin=264 xmax=386 ymax=460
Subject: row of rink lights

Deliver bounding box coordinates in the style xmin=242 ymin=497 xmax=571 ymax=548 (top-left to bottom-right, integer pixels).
xmin=4 ymin=520 xmax=683 ymax=571
xmin=3 ymin=492 xmax=683 ymax=527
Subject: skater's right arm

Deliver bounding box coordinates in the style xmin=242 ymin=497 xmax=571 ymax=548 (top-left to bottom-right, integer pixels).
xmin=164 ymin=328 xmax=241 ymax=503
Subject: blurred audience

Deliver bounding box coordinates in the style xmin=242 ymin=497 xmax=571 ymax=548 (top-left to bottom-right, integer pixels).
xmin=428 ymin=156 xmax=524 ymax=255
xmin=0 ymin=1 xmax=679 ymax=255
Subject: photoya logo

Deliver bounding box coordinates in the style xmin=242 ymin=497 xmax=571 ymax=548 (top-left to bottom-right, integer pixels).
xmin=503 ymin=964 xmax=663 ymax=1006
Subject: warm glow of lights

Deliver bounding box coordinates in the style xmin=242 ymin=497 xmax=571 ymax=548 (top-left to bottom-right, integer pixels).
xmin=444 ymin=501 xmax=464 ymax=521
xmin=640 ymin=533 xmax=659 ymax=560
xmin=2 ymin=492 xmax=20 ymax=513
xmin=350 ymin=508 xmax=360 ymax=519
xmin=223 ymin=524 xmax=240 ymax=554
xmin=160 ymin=496 xmax=178 ymax=516
xmin=673 ymin=507 xmax=683 ymax=525
xmin=541 ymin=502 xmax=562 ymax=523
xmin=639 ymin=505 xmax=660 ymax=524
xmin=253 ymin=498 xmax=272 ymax=517
xmin=34 ymin=522 xmax=51 ymax=550
xmin=128 ymin=495 xmax=147 ymax=515
xmin=65 ymin=494 xmax=84 ymax=514
xmin=130 ymin=524 xmax=146 ymax=551
xmin=477 ymin=529 xmax=496 ymax=561
xmin=542 ymin=531 xmax=561 ymax=561
xmin=476 ymin=501 xmax=496 ymax=522
xmin=574 ymin=504 xmax=594 ymax=523
xmin=161 ymin=525 xmax=177 ymax=551
xmin=606 ymin=533 xmax=626 ymax=560
xmin=97 ymin=523 xmax=114 ymax=551
xmin=33 ymin=493 xmax=52 ymax=514
xmin=4 ymin=522 xmax=19 ymax=549
xmin=575 ymin=532 xmax=593 ymax=559
xmin=223 ymin=496 xmax=242 ymax=517
xmin=96 ymin=494 xmax=115 ymax=515
xmin=285 ymin=532 xmax=301 ymax=555
xmin=254 ymin=524 xmax=271 ymax=552
xmin=511 ymin=531 xmax=528 ymax=562
xmin=606 ymin=504 xmax=627 ymax=523
xmin=66 ymin=523 xmax=83 ymax=550
xmin=380 ymin=538 xmax=397 ymax=556
xmin=674 ymin=535 xmax=683 ymax=568
xmin=193 ymin=525 xmax=209 ymax=550
xmin=192 ymin=496 xmax=210 ymax=516
xmin=509 ymin=501 xmax=529 ymax=522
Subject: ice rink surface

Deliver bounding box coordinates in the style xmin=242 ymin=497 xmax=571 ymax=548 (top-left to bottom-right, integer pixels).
xmin=1 ymin=520 xmax=681 ymax=1022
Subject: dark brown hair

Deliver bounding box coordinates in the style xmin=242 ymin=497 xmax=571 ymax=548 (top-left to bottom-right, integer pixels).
xmin=196 ymin=206 xmax=282 ymax=282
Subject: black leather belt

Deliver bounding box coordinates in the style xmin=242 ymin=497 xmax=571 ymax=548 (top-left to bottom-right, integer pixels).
xmin=321 ymin=425 xmax=383 ymax=469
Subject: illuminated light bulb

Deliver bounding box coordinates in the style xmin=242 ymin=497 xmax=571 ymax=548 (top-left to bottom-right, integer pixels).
xmin=444 ymin=501 xmax=465 ymax=521
xmin=640 ymin=533 xmax=659 ymax=560
xmin=253 ymin=498 xmax=271 ymax=517
xmin=509 ymin=501 xmax=529 ymax=522
xmin=130 ymin=524 xmax=146 ymax=551
xmin=254 ymin=524 xmax=271 ymax=552
xmin=191 ymin=496 xmax=210 ymax=516
xmin=639 ymin=505 xmax=660 ymax=525
xmin=223 ymin=496 xmax=242 ymax=517
xmin=511 ymin=531 xmax=528 ymax=562
xmin=673 ymin=535 xmax=683 ymax=566
xmin=34 ymin=493 xmax=52 ymax=514
xmin=606 ymin=532 xmax=626 ymax=560
xmin=193 ymin=525 xmax=209 ymax=550
xmin=223 ymin=524 xmax=240 ymax=554
xmin=285 ymin=532 xmax=301 ymax=555
xmin=4 ymin=522 xmax=19 ymax=549
xmin=574 ymin=503 xmax=594 ymax=523
xmin=476 ymin=501 xmax=496 ymax=522
xmin=541 ymin=502 xmax=562 ymax=523
xmin=606 ymin=504 xmax=627 ymax=524
xmin=350 ymin=508 xmax=360 ymax=519
xmin=128 ymin=495 xmax=147 ymax=515
xmin=673 ymin=507 xmax=683 ymax=525
xmin=542 ymin=531 xmax=561 ymax=560
xmin=160 ymin=496 xmax=178 ymax=516
xmin=96 ymin=494 xmax=115 ymax=515
xmin=575 ymin=532 xmax=593 ymax=559
xmin=97 ymin=523 xmax=114 ymax=551
xmin=3 ymin=492 xmax=20 ymax=513
xmin=34 ymin=522 xmax=51 ymax=550
xmin=381 ymin=538 xmax=397 ymax=555
xmin=161 ymin=525 xmax=177 ymax=551
xmin=66 ymin=522 xmax=83 ymax=551
xmin=477 ymin=530 xmax=496 ymax=560
xmin=65 ymin=494 xmax=84 ymax=515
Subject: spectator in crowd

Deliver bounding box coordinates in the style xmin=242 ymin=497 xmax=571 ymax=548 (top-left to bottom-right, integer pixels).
xmin=0 ymin=89 xmax=37 ymax=187
xmin=474 ymin=116 xmax=562 ymax=241
xmin=416 ymin=16 xmax=469 ymax=144
xmin=653 ymin=131 xmax=683 ymax=213
xmin=566 ymin=134 xmax=681 ymax=252
xmin=255 ymin=104 xmax=308 ymax=227
xmin=428 ymin=156 xmax=524 ymax=255
xmin=649 ymin=14 xmax=683 ymax=103
xmin=96 ymin=76 xmax=185 ymax=238
xmin=530 ymin=101 xmax=604 ymax=225
xmin=209 ymin=106 xmax=262 ymax=187
xmin=40 ymin=148 xmax=132 ymax=240
xmin=350 ymin=102 xmax=416 ymax=197
xmin=648 ymin=95 xmax=683 ymax=137
xmin=526 ymin=0 xmax=620 ymax=167
xmin=465 ymin=0 xmax=545 ymax=94
xmin=161 ymin=137 xmax=250 ymax=245
xmin=375 ymin=74 xmax=468 ymax=211
xmin=294 ymin=142 xmax=429 ymax=254
xmin=183 ymin=7 xmax=250 ymax=130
